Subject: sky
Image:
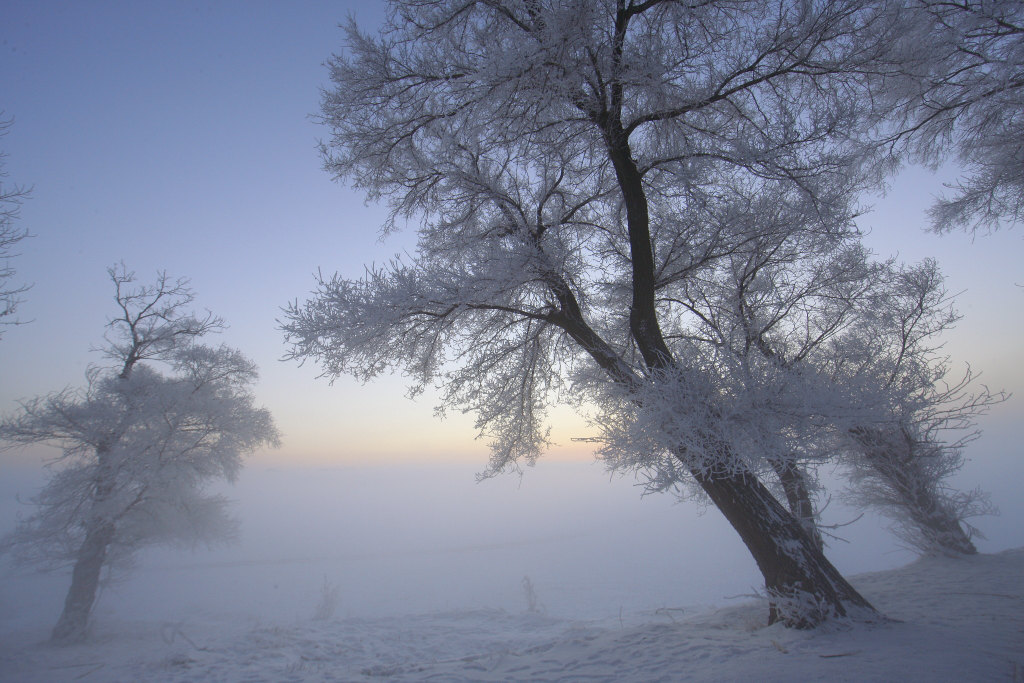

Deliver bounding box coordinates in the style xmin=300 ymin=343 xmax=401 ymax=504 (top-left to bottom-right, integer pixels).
xmin=1 ymin=0 xmax=1022 ymax=473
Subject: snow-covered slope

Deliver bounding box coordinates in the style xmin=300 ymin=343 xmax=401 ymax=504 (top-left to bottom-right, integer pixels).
xmin=2 ymin=548 xmax=1021 ymax=682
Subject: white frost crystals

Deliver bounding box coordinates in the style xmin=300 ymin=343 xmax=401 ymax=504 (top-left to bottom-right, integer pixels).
xmin=0 ymin=265 xmax=279 ymax=643
xmin=888 ymin=0 xmax=1024 ymax=233
xmin=284 ymin=0 xmax=1013 ymax=628
xmin=0 ymin=117 xmax=30 ymax=337
xmin=284 ymin=0 xmax=929 ymax=627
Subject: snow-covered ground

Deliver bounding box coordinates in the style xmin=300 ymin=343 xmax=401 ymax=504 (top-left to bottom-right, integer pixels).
xmin=1 ymin=462 xmax=1022 ymax=681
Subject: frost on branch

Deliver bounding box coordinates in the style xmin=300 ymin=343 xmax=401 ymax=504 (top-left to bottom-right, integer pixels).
xmin=828 ymin=260 xmax=1004 ymax=555
xmin=588 ymin=192 xmax=1002 ymax=557
xmin=284 ymin=251 xmax=567 ymax=478
xmin=591 ymin=351 xmax=846 ymax=490
xmin=288 ymin=0 xmax=944 ymax=626
xmin=0 ymin=116 xmax=30 ymax=336
xmin=885 ymin=0 xmax=1024 ymax=233
xmin=0 ymin=265 xmax=279 ymax=643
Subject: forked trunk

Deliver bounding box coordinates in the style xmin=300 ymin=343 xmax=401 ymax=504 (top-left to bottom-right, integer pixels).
xmin=603 ymin=105 xmax=877 ymax=628
xmin=689 ymin=459 xmax=877 ymax=627
xmin=51 ymin=521 xmax=115 ymax=643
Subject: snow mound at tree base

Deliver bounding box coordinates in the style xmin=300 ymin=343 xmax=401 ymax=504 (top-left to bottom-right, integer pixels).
xmin=3 ymin=548 xmax=1022 ymax=682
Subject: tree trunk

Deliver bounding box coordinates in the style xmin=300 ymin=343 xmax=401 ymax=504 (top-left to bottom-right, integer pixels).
xmin=51 ymin=520 xmax=115 ymax=643
xmin=770 ymin=458 xmax=824 ymax=552
xmin=853 ymin=427 xmax=978 ymax=556
xmin=894 ymin=464 xmax=978 ymax=555
xmin=598 ymin=96 xmax=877 ymax=627
xmin=913 ymin=505 xmax=978 ymax=555
xmin=691 ymin=462 xmax=877 ymax=627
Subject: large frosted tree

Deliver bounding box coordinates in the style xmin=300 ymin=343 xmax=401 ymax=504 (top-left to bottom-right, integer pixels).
xmin=0 ymin=266 xmax=279 ymax=643
xmin=282 ymin=0 xmax=930 ymax=626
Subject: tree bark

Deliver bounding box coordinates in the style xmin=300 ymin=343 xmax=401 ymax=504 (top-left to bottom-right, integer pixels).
xmin=882 ymin=457 xmax=977 ymax=555
xmin=770 ymin=458 xmax=824 ymax=552
xmin=913 ymin=506 xmax=977 ymax=556
xmin=691 ymin=462 xmax=875 ymax=627
xmin=589 ymin=36 xmax=880 ymax=624
xmin=853 ymin=427 xmax=978 ymax=556
xmin=52 ymin=443 xmax=119 ymax=644
xmin=51 ymin=520 xmax=115 ymax=643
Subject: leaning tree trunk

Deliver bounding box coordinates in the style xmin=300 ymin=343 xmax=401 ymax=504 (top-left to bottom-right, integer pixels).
xmin=874 ymin=450 xmax=977 ymax=555
xmin=554 ymin=290 xmax=875 ymax=625
xmin=598 ymin=111 xmax=879 ymax=627
xmin=852 ymin=427 xmax=977 ymax=556
xmin=690 ymin=460 xmax=876 ymax=627
xmin=909 ymin=499 xmax=978 ymax=556
xmin=769 ymin=457 xmax=824 ymax=552
xmin=51 ymin=520 xmax=116 ymax=643
xmin=52 ymin=444 xmax=120 ymax=644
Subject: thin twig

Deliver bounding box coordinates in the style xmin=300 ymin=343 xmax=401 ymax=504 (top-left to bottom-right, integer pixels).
xmin=74 ymin=663 xmax=105 ymax=679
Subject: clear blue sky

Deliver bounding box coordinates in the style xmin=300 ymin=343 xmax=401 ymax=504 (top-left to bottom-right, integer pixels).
xmin=1 ymin=0 xmax=1021 ymax=469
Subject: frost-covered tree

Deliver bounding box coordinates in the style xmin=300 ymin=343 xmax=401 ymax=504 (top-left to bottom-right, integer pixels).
xmin=0 ymin=117 xmax=30 ymax=335
xmin=627 ymin=204 xmax=890 ymax=550
xmin=890 ymin=0 xmax=1024 ymax=233
xmin=656 ymin=216 xmax=1002 ymax=555
xmin=0 ymin=266 xmax=279 ymax=643
xmin=831 ymin=260 xmax=1003 ymax=555
xmin=283 ymin=0 xmax=923 ymax=626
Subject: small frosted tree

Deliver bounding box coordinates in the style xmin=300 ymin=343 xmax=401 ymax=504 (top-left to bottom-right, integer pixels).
xmin=0 ymin=117 xmax=30 ymax=335
xmin=0 ymin=265 xmax=279 ymax=643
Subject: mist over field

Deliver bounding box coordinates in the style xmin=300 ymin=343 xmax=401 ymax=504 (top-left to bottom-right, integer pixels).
xmin=3 ymin=0 xmax=1024 ymax=677
xmin=4 ymin=418 xmax=1020 ymax=634
xmin=2 ymin=418 xmax=1022 ymax=681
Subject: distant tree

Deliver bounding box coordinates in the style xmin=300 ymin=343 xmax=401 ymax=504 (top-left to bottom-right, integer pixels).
xmin=283 ymin=0 xmax=921 ymax=626
xmin=0 ymin=265 xmax=279 ymax=643
xmin=0 ymin=117 xmax=30 ymax=335
xmin=890 ymin=0 xmax=1024 ymax=233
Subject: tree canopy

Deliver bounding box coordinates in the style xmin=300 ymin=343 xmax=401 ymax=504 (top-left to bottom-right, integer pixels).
xmin=2 ymin=265 xmax=278 ymax=642
xmin=284 ymin=0 xmax=952 ymax=626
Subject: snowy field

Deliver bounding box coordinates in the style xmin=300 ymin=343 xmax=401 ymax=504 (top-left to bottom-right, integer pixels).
xmin=1 ymin=461 xmax=1022 ymax=681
